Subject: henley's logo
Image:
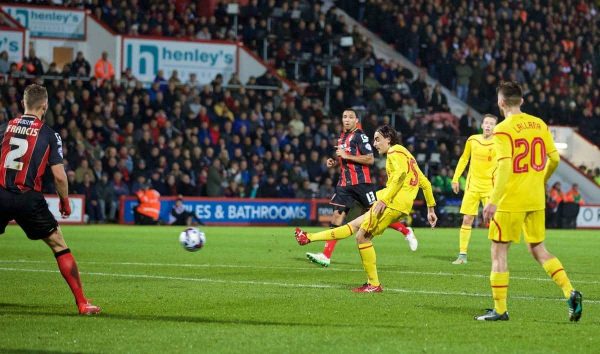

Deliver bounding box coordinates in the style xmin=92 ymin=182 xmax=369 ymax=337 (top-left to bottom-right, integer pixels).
xmin=127 ymin=44 xmax=159 ymax=75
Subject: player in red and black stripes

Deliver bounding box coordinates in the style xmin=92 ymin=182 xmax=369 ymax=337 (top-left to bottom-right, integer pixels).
xmin=0 ymin=84 xmax=100 ymax=315
xmin=305 ymin=109 xmax=418 ymax=267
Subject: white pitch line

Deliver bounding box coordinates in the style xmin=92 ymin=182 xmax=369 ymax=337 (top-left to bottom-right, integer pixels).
xmin=0 ymin=266 xmax=598 ymax=305
xmin=1 ymin=259 xmax=599 ymax=285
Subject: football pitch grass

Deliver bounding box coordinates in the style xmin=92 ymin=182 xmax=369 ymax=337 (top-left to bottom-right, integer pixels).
xmin=0 ymin=225 xmax=598 ymax=353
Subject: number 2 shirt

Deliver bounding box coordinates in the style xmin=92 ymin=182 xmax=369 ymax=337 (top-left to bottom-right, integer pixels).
xmin=0 ymin=114 xmax=63 ymax=193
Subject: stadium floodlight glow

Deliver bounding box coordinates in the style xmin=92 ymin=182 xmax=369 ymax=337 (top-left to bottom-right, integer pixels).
xmin=226 ymin=4 xmax=240 ymax=15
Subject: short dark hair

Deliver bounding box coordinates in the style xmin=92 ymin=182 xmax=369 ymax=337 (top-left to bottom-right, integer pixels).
xmin=342 ymin=108 xmax=359 ymax=120
xmin=483 ymin=113 xmax=498 ymax=122
xmin=376 ymin=125 xmax=400 ymax=145
xmin=497 ymin=81 xmax=522 ymax=107
xmin=23 ymin=84 xmax=48 ymax=110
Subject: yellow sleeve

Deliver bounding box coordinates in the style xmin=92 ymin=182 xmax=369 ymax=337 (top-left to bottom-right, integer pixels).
xmin=452 ymin=138 xmax=471 ymax=183
xmin=493 ymin=131 xmax=513 ymax=160
xmin=489 ymin=132 xmax=512 ymax=205
xmin=417 ymin=167 xmax=436 ymax=207
xmin=378 ymin=152 xmax=408 ymax=206
xmin=544 ymin=128 xmax=560 ymax=183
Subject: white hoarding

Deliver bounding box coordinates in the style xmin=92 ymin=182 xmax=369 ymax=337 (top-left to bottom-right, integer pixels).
xmin=1 ymin=5 xmax=85 ymax=40
xmin=45 ymin=195 xmax=85 ymax=224
xmin=576 ymin=205 xmax=600 ymax=229
xmin=123 ymin=37 xmax=236 ymax=84
xmin=0 ymin=28 xmax=24 ymax=64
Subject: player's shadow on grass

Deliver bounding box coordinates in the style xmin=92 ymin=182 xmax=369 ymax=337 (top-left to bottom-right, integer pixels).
xmin=292 ymin=256 xmax=356 ymax=266
xmin=0 ymin=308 xmax=408 ymax=329
xmin=421 ymin=255 xmax=463 ymax=263
xmin=0 ymin=349 xmax=81 ymax=354
xmin=423 ymin=304 xmax=477 ymax=316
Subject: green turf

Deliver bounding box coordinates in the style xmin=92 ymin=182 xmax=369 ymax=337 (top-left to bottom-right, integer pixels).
xmin=0 ymin=225 xmax=599 ymax=353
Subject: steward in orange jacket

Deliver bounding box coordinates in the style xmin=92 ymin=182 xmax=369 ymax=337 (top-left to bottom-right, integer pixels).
xmin=134 ymin=184 xmax=161 ymax=224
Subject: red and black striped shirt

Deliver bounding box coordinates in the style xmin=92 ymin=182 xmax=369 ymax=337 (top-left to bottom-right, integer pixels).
xmin=0 ymin=114 xmax=63 ymax=193
xmin=337 ymin=128 xmax=373 ymax=186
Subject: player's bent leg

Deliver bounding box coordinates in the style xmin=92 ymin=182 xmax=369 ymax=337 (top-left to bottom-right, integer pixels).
xmin=528 ymin=242 xmax=582 ymax=321
xmin=389 ymin=222 xmax=418 ymax=251
xmin=315 ymin=211 xmax=347 ymax=264
xmin=453 ymin=214 xmax=474 ymax=264
xmin=43 ymin=229 xmax=101 ymax=315
xmin=306 ymin=252 xmax=331 ymax=267
xmin=353 ymin=229 xmax=382 ymax=293
xmin=524 ymin=210 xmax=582 ymax=321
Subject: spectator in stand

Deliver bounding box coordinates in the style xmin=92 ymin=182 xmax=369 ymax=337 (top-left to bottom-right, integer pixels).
xmin=75 ymin=159 xmax=95 ymax=184
xmin=169 ymin=196 xmax=202 ymax=226
xmin=564 ymin=184 xmax=585 ymax=206
xmin=206 ymin=159 xmax=223 ymax=197
xmin=94 ymin=51 xmax=115 ymax=83
xmin=71 ymin=51 xmax=92 ymax=77
xmin=547 ymin=182 xmax=564 ymax=228
xmin=110 ymin=171 xmax=130 ymax=215
xmin=432 ymin=167 xmax=453 ymax=196
xmin=78 ymin=173 xmax=102 ymax=223
xmin=96 ymin=173 xmax=116 ymax=222
xmin=0 ymin=51 xmax=9 ymax=74
xmin=22 ymin=48 xmax=44 ymax=76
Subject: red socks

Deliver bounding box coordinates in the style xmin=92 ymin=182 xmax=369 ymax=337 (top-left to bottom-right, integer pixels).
xmin=323 ymin=240 xmax=338 ymax=259
xmin=389 ymin=222 xmax=409 ymax=236
xmin=54 ymin=249 xmax=87 ymax=305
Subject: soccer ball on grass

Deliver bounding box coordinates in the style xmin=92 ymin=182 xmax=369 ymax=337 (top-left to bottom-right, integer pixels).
xmin=179 ymin=227 xmax=206 ymax=252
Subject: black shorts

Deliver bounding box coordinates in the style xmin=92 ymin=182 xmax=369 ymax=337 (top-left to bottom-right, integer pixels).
xmin=0 ymin=188 xmax=59 ymax=240
xmin=330 ymin=183 xmax=378 ymax=213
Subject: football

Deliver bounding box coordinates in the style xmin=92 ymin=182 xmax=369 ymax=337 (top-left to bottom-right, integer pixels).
xmin=179 ymin=227 xmax=206 ymax=252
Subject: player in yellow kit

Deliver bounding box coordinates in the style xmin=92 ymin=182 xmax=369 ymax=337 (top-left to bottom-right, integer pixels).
xmin=451 ymin=114 xmax=497 ymax=264
xmin=294 ymin=125 xmax=438 ymax=292
xmin=476 ymin=81 xmax=582 ymax=321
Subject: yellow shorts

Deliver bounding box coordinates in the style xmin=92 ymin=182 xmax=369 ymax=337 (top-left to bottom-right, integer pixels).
xmin=460 ymin=190 xmax=489 ymax=215
xmin=488 ymin=210 xmax=545 ymax=244
xmin=360 ymin=206 xmax=404 ymax=237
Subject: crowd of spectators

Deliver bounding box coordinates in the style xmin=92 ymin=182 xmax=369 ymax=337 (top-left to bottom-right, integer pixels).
xmin=0 ymin=66 xmax=472 ymax=223
xmin=45 ymin=0 xmax=454 ymax=119
xmin=547 ymin=181 xmax=586 ymax=228
xmin=339 ymin=0 xmax=600 ymax=145
xmin=1 ymin=0 xmax=597 ymax=226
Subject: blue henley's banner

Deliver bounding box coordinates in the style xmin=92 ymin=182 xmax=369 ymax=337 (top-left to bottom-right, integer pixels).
xmin=121 ymin=197 xmax=312 ymax=225
xmin=2 ymin=5 xmax=85 ymax=39
xmin=0 ymin=28 xmax=24 ymax=64
xmin=123 ymin=37 xmax=236 ymax=85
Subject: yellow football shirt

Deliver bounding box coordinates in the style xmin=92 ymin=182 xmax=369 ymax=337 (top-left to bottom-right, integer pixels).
xmin=452 ymin=134 xmax=495 ymax=193
xmin=377 ymin=144 xmax=436 ymax=214
xmin=492 ymin=113 xmax=557 ymax=212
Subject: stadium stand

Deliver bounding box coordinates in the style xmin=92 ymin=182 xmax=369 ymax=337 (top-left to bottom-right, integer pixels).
xmin=1 ymin=0 xmax=597 ymax=226
xmin=337 ymin=0 xmax=600 ymax=145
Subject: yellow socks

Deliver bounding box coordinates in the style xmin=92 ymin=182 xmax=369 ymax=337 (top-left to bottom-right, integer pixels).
xmin=542 ymin=258 xmax=574 ymax=298
xmin=308 ymin=224 xmax=354 ymax=242
xmin=358 ymin=242 xmax=379 ymax=286
xmin=459 ymin=226 xmax=472 ymax=254
xmin=490 ymin=272 xmax=509 ymax=314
